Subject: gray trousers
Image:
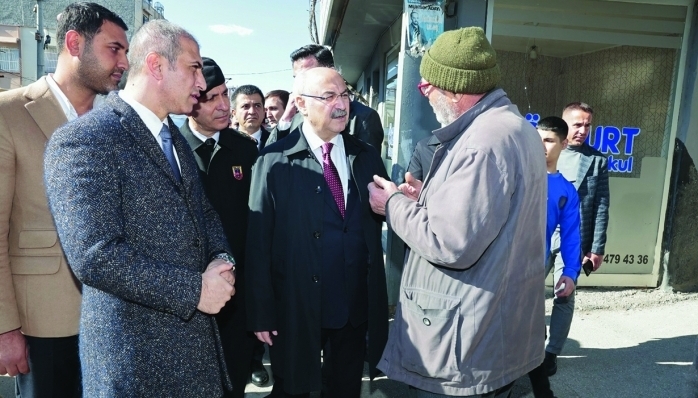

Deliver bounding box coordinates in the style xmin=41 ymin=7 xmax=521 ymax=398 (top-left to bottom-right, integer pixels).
xmin=545 ymin=231 xmax=575 ymax=355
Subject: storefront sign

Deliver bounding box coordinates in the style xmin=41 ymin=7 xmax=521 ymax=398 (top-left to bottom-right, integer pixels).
xmin=405 ymin=0 xmax=445 ymax=57
xmin=525 ymin=113 xmax=641 ymax=174
xmin=587 ymin=126 xmax=641 ymax=173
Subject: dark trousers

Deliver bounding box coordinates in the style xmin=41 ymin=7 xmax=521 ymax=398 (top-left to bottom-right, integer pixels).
xmin=527 ymin=327 xmax=555 ymax=398
xmin=269 ymin=321 xmax=368 ymax=398
xmin=216 ymin=298 xmax=256 ymax=398
xmin=527 ymin=363 xmax=555 ymax=398
xmin=15 ymin=335 xmax=81 ymax=398
xmin=252 ymin=339 xmax=265 ymax=363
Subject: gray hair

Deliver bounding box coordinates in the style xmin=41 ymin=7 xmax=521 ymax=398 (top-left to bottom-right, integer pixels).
xmin=127 ymin=20 xmax=198 ymax=77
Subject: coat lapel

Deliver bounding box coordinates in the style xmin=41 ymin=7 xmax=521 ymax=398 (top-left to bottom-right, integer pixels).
xmin=344 ymin=134 xmax=365 ymax=212
xmin=108 ymin=93 xmax=183 ymax=187
xmin=284 ymin=126 xmax=344 ymax=217
xmin=179 ymin=120 xmax=207 ymax=172
xmin=575 ymin=144 xmax=594 ymax=189
xmin=259 ymin=128 xmax=271 ymax=151
xmin=169 ymin=120 xmax=199 ymax=193
xmin=23 ymin=77 xmax=68 ymax=141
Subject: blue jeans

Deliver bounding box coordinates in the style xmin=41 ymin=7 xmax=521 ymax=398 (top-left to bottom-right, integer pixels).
xmin=545 ymin=231 xmax=575 ymax=355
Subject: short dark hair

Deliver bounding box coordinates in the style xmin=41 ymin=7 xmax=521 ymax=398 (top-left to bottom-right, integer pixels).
xmin=57 ymin=2 xmax=128 ymax=53
xmin=538 ymin=116 xmax=569 ymax=142
xmin=563 ymin=102 xmax=594 ymax=116
xmin=231 ymin=85 xmax=264 ymax=108
xmin=265 ymin=90 xmax=290 ymax=109
xmin=290 ymin=44 xmax=335 ymax=68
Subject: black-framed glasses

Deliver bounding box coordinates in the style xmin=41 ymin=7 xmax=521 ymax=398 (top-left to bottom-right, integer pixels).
xmin=300 ymin=91 xmax=354 ymax=104
xmin=417 ymin=81 xmax=432 ymax=97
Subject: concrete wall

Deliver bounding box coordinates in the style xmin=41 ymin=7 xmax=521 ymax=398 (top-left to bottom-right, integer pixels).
xmin=663 ymin=0 xmax=698 ymax=291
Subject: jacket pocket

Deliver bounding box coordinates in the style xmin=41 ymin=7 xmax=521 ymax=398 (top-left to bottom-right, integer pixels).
xmin=18 ymin=229 xmax=58 ymax=249
xmin=398 ymin=288 xmax=460 ymax=380
xmin=10 ymin=255 xmax=62 ymax=275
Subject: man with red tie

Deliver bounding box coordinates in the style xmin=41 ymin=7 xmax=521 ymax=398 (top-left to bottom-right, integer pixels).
xmin=245 ymin=67 xmax=389 ymax=398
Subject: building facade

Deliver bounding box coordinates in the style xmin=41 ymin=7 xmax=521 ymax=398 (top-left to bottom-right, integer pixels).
xmin=0 ymin=0 xmax=165 ymax=90
xmin=315 ymin=0 xmax=698 ymax=294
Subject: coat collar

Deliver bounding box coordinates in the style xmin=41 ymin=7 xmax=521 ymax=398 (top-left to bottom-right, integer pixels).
xmin=432 ymin=88 xmax=508 ymax=145
xmin=106 ymin=92 xmax=191 ymax=187
xmin=179 ymin=119 xmax=203 ymax=151
xmin=23 ymin=77 xmax=68 ymax=141
xmin=572 ymin=143 xmax=596 ymax=187
xmin=282 ymin=123 xmax=364 ymax=161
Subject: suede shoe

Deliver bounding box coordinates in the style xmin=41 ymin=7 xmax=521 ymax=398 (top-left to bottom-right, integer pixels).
xmin=250 ymin=360 xmax=269 ymax=387
xmin=544 ymin=351 xmax=557 ymax=376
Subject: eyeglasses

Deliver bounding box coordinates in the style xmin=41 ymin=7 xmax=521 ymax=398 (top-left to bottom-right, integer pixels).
xmin=300 ymin=91 xmax=354 ymax=104
xmin=417 ymin=81 xmax=432 ymax=97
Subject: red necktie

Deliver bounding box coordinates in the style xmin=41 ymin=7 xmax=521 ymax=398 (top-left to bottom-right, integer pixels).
xmin=321 ymin=142 xmax=345 ymax=218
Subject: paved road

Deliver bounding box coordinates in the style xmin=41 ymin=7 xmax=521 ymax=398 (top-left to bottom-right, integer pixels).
xmin=3 ymin=297 xmax=697 ymax=397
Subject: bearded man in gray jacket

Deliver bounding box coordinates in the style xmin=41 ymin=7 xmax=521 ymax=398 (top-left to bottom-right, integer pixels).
xmin=369 ymin=27 xmax=547 ymax=397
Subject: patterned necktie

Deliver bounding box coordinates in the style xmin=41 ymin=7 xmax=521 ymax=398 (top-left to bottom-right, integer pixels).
xmin=321 ymin=142 xmax=345 ymax=218
xmin=159 ymin=124 xmax=181 ymax=182
xmin=196 ymin=138 xmax=216 ymax=167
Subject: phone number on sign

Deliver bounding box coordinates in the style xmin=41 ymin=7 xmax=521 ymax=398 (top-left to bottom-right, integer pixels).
xmin=603 ymin=254 xmax=650 ymax=265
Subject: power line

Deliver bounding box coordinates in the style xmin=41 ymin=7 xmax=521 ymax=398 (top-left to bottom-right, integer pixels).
xmin=0 ymin=69 xmax=37 ymax=84
xmin=224 ymin=68 xmax=291 ymax=76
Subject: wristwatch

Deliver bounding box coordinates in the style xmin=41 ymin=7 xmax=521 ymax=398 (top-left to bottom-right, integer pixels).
xmin=211 ymin=252 xmax=236 ymax=266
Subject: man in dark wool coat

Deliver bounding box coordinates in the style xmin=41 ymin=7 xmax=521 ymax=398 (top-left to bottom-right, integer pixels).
xmin=246 ymin=67 xmax=389 ymax=398
xmin=44 ymin=20 xmax=237 ymax=397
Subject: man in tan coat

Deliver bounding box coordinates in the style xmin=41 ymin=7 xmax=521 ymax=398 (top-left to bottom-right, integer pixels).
xmin=0 ymin=3 xmax=128 ymax=396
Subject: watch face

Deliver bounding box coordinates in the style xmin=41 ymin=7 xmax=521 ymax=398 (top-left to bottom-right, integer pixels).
xmin=215 ymin=253 xmax=236 ymax=265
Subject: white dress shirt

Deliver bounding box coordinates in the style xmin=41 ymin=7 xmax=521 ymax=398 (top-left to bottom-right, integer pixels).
xmin=250 ymin=129 xmax=263 ymax=150
xmin=190 ymin=126 xmax=220 ymax=144
xmin=302 ymin=127 xmax=349 ymax=204
xmin=118 ymin=90 xmax=180 ymax=170
xmin=46 ymin=74 xmax=103 ymax=122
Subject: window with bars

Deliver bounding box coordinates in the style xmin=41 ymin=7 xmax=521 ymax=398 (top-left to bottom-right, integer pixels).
xmin=0 ymin=47 xmax=20 ymax=73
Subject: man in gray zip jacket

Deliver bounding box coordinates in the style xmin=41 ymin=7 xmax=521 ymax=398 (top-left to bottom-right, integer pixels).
xmin=369 ymin=27 xmax=547 ymax=397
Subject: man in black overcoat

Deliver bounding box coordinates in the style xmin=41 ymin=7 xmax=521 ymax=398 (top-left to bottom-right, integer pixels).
xmin=246 ymin=67 xmax=389 ymax=398
xmin=179 ymin=57 xmax=259 ymax=398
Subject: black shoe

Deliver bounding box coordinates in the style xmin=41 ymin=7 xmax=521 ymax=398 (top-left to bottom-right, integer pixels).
xmin=250 ymin=360 xmax=269 ymax=387
xmin=544 ymin=351 xmax=557 ymax=377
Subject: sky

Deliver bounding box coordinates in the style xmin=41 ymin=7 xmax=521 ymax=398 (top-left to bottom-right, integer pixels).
xmin=161 ymin=0 xmax=315 ymax=94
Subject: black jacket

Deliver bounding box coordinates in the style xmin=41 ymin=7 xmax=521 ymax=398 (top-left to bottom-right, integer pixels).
xmin=180 ymin=121 xmax=258 ymax=281
xmin=407 ymin=134 xmax=439 ymax=181
xmin=245 ymin=127 xmax=389 ymax=394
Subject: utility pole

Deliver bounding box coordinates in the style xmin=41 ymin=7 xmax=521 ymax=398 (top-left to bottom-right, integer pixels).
xmin=35 ymin=0 xmax=45 ymax=80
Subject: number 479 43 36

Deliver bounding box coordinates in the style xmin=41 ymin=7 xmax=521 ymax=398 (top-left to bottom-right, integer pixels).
xmin=603 ymin=254 xmax=649 ymax=264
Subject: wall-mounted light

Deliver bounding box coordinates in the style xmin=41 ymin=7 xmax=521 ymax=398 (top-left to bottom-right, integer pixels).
xmin=529 ymin=45 xmax=538 ymax=60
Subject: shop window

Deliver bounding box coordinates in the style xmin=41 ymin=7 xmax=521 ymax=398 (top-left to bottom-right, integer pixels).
xmin=0 ymin=47 xmax=20 ymax=73
xmin=44 ymin=48 xmax=58 ymax=74
xmin=384 ymin=48 xmax=399 ymax=159
xmin=491 ymin=0 xmax=687 ymax=276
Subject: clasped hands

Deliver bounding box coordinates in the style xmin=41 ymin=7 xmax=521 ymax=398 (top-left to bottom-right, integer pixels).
xmin=368 ymin=172 xmax=423 ymax=215
xmin=197 ymin=259 xmax=236 ymax=314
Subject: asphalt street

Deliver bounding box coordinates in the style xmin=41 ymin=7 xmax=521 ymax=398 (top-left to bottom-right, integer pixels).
xmin=2 ymin=293 xmax=697 ymax=397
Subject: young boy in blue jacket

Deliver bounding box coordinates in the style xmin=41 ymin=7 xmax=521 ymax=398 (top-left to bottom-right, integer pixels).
xmin=540 ymin=116 xmax=582 ymax=293
xmin=528 ymin=116 xmax=582 ymax=398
